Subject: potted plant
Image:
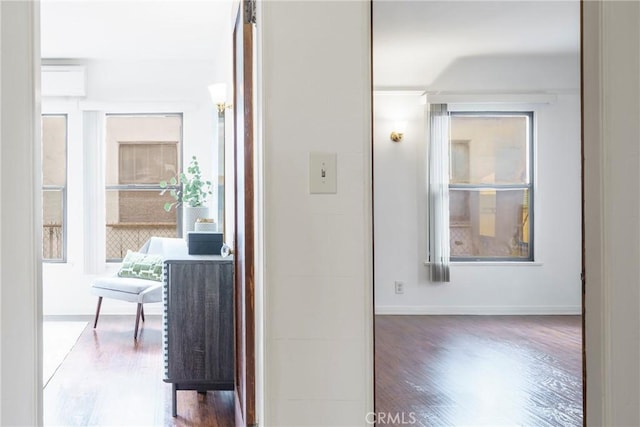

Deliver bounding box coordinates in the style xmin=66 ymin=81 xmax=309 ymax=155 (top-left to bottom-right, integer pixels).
xmin=160 ymin=155 xmax=213 ymax=234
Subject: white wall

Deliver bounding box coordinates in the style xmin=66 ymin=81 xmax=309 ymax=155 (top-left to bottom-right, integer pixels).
xmin=374 ymin=54 xmax=582 ymax=314
xmin=583 ymin=2 xmax=640 ymax=425
xmin=260 ymin=1 xmax=373 ymax=424
xmin=42 ymin=59 xmax=222 ymax=315
xmin=0 ymin=2 xmax=42 ymax=425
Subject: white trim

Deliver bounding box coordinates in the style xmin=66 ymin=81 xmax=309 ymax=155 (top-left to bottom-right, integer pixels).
xmin=44 ymin=100 xmax=197 ymax=115
xmin=427 ymin=261 xmax=544 ymax=267
xmin=375 ymin=305 xmax=582 ymax=316
xmin=424 ymin=92 xmax=557 ymax=105
xmin=255 ymin=0 xmax=265 ymax=422
xmin=599 ymin=3 xmax=613 ymax=424
xmin=33 ymin=3 xmax=43 ymax=424
xmin=362 ymin=1 xmax=375 ymax=418
xmin=0 ymin=1 xmax=42 ymax=425
xmin=373 ymin=89 xmax=424 ymax=96
xmin=42 ymin=99 xmax=81 ymax=113
xmin=82 ymin=111 xmax=107 ymax=274
xmin=447 ymin=102 xmax=551 ymax=113
xmin=451 ymin=262 xmax=543 ymax=267
xmin=78 ymin=101 xmax=196 ymax=113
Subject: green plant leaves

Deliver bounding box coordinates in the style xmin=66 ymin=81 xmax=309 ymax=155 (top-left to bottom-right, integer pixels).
xmin=158 ymin=156 xmax=212 ymax=210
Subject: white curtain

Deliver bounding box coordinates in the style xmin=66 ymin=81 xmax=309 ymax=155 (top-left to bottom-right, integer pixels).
xmin=427 ymin=104 xmax=450 ymax=282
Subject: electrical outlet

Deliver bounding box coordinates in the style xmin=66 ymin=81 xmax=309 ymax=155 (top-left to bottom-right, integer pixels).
xmin=394 ymin=281 xmax=404 ymax=294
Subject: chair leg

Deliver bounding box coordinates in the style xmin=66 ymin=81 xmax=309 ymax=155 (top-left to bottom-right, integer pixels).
xmin=141 ymin=304 xmax=145 ymax=322
xmin=93 ymin=297 xmax=103 ymax=329
xmin=172 ymin=384 xmax=177 ymax=417
xmin=134 ymin=303 xmax=143 ymax=340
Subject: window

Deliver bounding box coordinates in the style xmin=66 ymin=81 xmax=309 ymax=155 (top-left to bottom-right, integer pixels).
xmin=42 ymin=115 xmax=67 ymax=262
xmin=448 ymin=112 xmax=533 ymax=261
xmin=105 ymin=114 xmax=182 ymax=261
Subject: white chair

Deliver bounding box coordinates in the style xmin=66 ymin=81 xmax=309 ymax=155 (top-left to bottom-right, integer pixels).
xmin=91 ymin=237 xmax=187 ymax=339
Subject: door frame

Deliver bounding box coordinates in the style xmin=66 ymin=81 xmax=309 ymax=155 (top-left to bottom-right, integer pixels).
xmin=2 ymin=0 xmax=636 ymax=425
xmin=232 ymin=1 xmax=257 ymax=425
xmin=370 ymin=0 xmax=588 ymax=425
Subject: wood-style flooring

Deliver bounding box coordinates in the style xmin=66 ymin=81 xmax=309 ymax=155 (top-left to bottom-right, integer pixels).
xmin=43 ymin=315 xmax=234 ymax=427
xmin=375 ymin=315 xmax=583 ymax=427
xmin=46 ymin=314 xmax=582 ymax=426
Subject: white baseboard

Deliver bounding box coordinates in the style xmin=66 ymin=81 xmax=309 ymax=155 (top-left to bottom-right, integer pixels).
xmin=375 ymin=305 xmax=582 ymax=315
xmin=44 ymin=304 xmax=164 ymax=317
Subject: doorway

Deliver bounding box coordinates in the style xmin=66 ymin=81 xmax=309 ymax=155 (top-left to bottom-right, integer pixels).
xmin=372 ymin=1 xmax=584 ymax=424
xmin=39 ymin=1 xmax=235 ymax=425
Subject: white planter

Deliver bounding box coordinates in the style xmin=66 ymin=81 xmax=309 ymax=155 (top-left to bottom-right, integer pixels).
xmin=183 ymin=206 xmax=209 ymax=235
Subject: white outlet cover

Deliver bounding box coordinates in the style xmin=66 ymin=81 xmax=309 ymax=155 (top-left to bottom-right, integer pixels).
xmin=395 ymin=281 xmax=404 ymax=294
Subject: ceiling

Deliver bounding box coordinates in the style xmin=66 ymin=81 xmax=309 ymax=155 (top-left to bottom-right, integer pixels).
xmin=373 ymin=0 xmax=580 ymax=89
xmin=40 ymin=0 xmax=580 ymax=87
xmin=40 ymin=0 xmax=233 ymax=61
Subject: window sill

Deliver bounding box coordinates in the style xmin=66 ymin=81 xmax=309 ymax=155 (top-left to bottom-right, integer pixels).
xmin=453 ymin=261 xmax=543 ymax=266
xmin=424 ymin=261 xmax=543 ymax=267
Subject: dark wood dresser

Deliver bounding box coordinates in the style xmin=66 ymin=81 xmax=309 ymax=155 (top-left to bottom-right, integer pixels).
xmin=162 ymin=255 xmax=234 ymax=417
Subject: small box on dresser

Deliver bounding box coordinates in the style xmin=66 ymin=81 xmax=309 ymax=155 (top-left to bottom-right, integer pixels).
xmin=187 ymin=232 xmax=223 ymax=255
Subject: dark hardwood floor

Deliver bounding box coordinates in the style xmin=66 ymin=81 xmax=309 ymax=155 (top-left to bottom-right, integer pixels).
xmin=44 ymin=315 xmax=234 ymax=427
xmin=46 ymin=314 xmax=582 ymax=426
xmin=375 ymin=315 xmax=583 ymax=427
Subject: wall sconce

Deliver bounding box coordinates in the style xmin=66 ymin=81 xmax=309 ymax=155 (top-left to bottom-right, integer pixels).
xmin=390 ymin=121 xmax=407 ymax=142
xmin=208 ymin=83 xmax=232 ymax=113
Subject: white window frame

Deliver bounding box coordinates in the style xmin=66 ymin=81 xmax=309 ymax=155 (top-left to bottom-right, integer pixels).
xmin=448 ymin=109 xmax=535 ymax=262
xmin=40 ymin=102 xmax=195 ymax=273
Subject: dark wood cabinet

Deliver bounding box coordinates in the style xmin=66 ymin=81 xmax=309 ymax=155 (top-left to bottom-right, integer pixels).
xmin=162 ymin=255 xmax=234 ymax=417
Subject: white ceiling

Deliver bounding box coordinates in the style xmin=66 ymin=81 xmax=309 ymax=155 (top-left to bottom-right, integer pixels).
xmin=40 ymin=0 xmax=233 ymax=60
xmin=373 ymin=0 xmax=580 ymax=88
xmin=40 ymin=0 xmax=580 ymax=88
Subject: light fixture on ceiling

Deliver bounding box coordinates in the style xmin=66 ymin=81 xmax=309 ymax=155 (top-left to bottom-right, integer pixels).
xmin=390 ymin=121 xmax=407 ymax=142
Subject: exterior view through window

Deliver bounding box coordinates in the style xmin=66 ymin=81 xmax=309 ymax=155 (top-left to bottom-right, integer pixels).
xmin=449 ymin=112 xmax=533 ymax=261
xmin=105 ymin=114 xmax=182 ymax=261
xmin=42 ymin=114 xmax=67 ymax=261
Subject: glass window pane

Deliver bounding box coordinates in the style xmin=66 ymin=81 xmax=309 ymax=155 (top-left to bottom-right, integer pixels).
xmin=42 ymin=115 xmax=67 ymax=186
xmin=105 ymin=115 xmax=181 ymax=186
xmin=119 ymin=143 xmax=178 ymax=184
xmin=42 ymin=114 xmax=66 ymax=262
xmin=106 ymin=190 xmax=178 ymax=260
xmin=450 ymin=115 xmax=529 ymax=185
xmin=105 ymin=114 xmax=182 ymax=260
xmin=450 ymin=188 xmax=530 ymax=259
xmin=43 ymin=189 xmax=64 ymax=260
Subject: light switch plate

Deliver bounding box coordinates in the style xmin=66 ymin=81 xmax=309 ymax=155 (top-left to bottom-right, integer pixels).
xmin=309 ymin=152 xmax=337 ymax=194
